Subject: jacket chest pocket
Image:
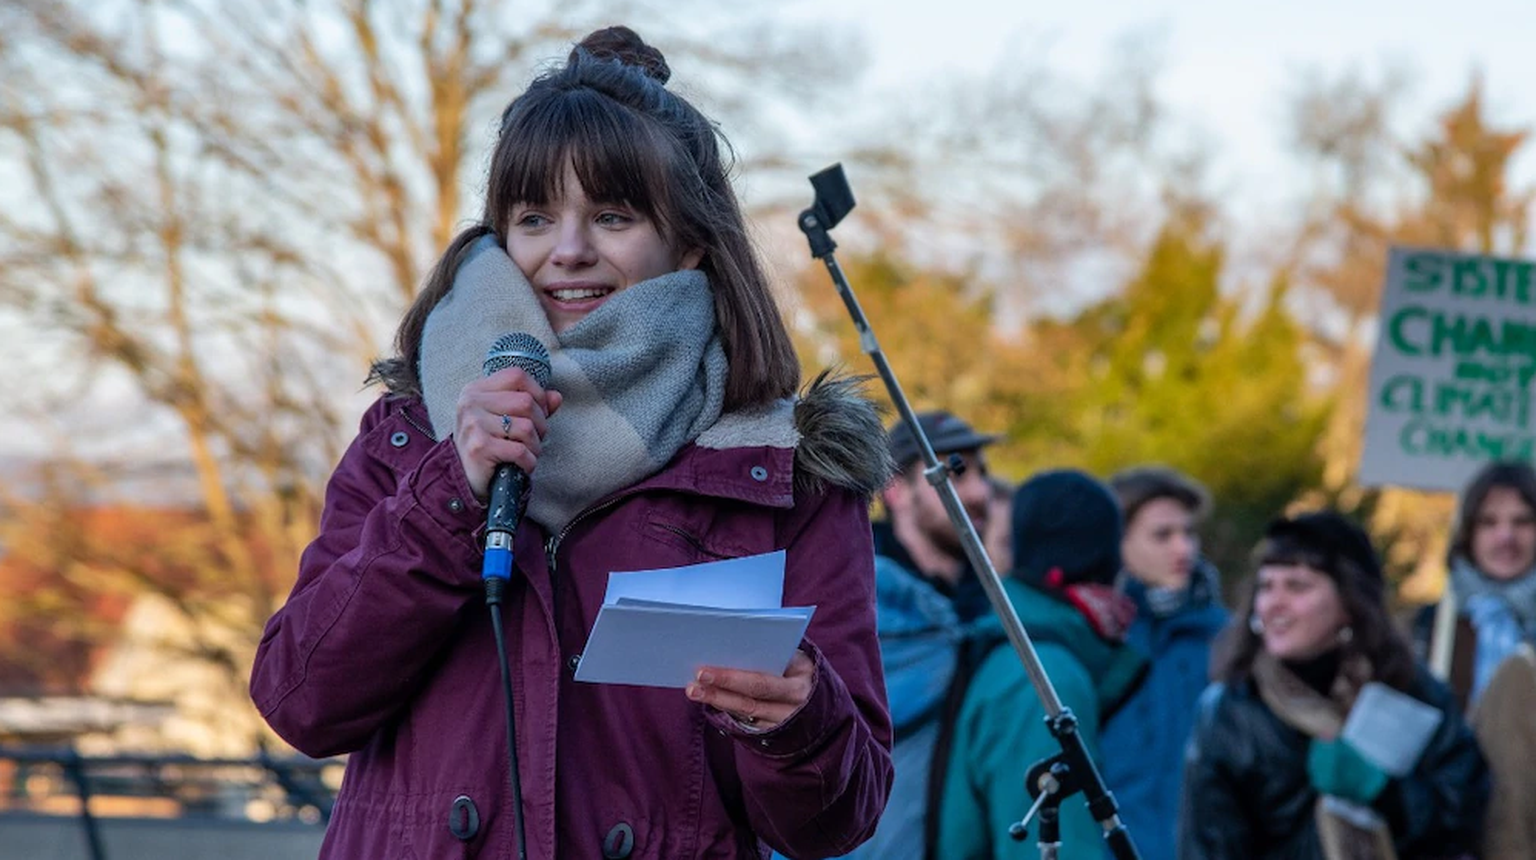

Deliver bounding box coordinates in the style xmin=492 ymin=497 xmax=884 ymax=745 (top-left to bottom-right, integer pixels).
xmin=639 ymin=504 xmax=775 ymax=564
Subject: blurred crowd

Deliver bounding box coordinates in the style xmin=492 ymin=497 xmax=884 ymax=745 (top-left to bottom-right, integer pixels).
xmin=829 ymin=408 xmax=1534 ymax=860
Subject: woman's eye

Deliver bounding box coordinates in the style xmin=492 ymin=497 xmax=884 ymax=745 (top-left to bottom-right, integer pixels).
xmin=515 ymin=212 xmax=549 ymax=228
xmin=596 ymin=211 xmax=633 ymax=226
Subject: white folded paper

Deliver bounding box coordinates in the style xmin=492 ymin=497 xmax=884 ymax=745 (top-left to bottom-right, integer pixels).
xmin=574 ymin=551 xmax=816 ymax=688
xmin=1341 ymin=681 xmax=1444 ymax=776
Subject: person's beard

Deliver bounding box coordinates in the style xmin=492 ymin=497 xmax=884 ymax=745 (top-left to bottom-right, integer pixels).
xmin=921 ymin=505 xmax=985 ymax=561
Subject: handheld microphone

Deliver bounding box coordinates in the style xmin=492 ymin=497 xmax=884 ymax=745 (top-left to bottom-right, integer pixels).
xmin=480 ymin=332 xmax=552 ymax=582
xmin=479 ymin=333 xmax=549 ymax=860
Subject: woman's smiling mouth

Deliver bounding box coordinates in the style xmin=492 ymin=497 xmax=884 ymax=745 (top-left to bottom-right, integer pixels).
xmin=547 ymin=283 xmax=614 ymax=303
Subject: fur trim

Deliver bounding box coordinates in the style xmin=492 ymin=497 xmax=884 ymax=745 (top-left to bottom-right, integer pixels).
xmin=792 ymin=371 xmax=894 ymax=497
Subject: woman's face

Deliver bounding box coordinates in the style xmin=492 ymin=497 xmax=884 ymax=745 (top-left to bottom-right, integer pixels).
xmin=1252 ymin=562 xmax=1350 ymax=662
xmin=1470 ymin=486 xmax=1536 ymax=581
xmin=506 ymin=163 xmax=703 ymax=333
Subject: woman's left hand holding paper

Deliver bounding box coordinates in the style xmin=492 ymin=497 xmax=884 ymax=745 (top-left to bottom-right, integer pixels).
xmin=687 ymin=650 xmax=816 ymax=731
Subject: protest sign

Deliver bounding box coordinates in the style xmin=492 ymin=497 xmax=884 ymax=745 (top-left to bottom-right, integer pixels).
xmin=1359 ymin=246 xmax=1536 ymax=491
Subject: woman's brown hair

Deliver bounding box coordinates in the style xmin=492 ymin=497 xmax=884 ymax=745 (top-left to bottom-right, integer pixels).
xmin=369 ymin=26 xmax=800 ymax=409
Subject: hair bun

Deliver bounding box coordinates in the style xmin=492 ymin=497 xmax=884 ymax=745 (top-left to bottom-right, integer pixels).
xmin=573 ymin=26 xmax=671 ymax=84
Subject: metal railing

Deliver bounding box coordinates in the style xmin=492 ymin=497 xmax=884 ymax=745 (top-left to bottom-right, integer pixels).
xmin=0 ymin=746 xmax=340 ymax=860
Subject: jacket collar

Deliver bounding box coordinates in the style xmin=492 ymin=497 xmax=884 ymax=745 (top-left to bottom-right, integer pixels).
xmin=627 ymin=440 xmax=798 ymax=509
xmin=872 ymin=520 xmax=995 ymax=622
xmin=1120 ymin=557 xmax=1227 ymax=632
xmin=387 ymin=372 xmax=891 ymax=514
xmin=873 ymin=521 xmax=923 ymax=579
xmin=981 ymin=578 xmax=1149 ymax=713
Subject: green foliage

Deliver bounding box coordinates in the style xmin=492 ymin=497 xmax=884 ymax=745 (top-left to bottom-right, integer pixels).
xmin=1059 ymin=215 xmax=1332 ymax=579
xmin=796 ymin=215 xmax=1332 ymax=581
xmin=794 ymin=252 xmax=1082 ymax=480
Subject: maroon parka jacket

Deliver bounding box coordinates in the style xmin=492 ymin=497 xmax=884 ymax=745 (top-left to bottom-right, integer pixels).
xmin=250 ymin=380 xmax=893 ymax=859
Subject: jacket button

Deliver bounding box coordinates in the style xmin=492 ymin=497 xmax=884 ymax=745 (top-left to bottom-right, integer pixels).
xmin=448 ymin=497 xmax=465 ymax=513
xmin=390 ymin=431 xmax=410 ymax=447
xmin=602 ymin=822 xmax=634 ymax=858
xmin=749 ymin=466 xmax=768 ymax=482
xmin=448 ymin=795 xmax=479 ymax=841
xmin=567 ymin=653 xmax=581 ymax=674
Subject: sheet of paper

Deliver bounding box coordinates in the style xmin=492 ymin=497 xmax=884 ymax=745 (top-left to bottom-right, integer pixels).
xmin=602 ymin=550 xmax=786 ymax=610
xmin=611 ymin=597 xmax=812 ymax=618
xmin=1341 ymin=681 xmax=1444 ymax=776
xmin=574 ymin=602 xmax=815 ymax=688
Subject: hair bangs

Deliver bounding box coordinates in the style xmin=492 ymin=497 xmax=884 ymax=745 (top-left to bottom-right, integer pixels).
xmin=497 ymin=89 xmax=678 ymax=228
xmin=1254 ymin=536 xmax=1330 ymax=574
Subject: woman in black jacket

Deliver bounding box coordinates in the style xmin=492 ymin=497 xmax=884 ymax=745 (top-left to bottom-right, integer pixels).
xmin=1179 ymin=511 xmax=1488 ymax=860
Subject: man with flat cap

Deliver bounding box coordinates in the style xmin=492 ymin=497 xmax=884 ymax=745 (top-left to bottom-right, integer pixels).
xmin=836 ymin=410 xmax=999 ymax=860
xmin=881 ymin=410 xmax=1000 ymax=622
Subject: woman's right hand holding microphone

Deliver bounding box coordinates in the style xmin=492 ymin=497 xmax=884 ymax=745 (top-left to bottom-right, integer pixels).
xmin=453 ymin=366 xmax=563 ymax=502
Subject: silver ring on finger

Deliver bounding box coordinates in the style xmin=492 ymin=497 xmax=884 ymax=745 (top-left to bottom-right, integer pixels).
xmin=500 ymin=413 xmax=512 ymax=440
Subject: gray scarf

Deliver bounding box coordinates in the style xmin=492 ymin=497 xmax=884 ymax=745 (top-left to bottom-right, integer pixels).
xmin=1450 ymin=556 xmax=1536 ymax=631
xmin=418 ymin=235 xmax=728 ymax=532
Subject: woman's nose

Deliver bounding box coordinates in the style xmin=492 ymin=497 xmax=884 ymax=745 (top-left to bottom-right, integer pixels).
xmin=550 ymin=222 xmax=596 ymax=266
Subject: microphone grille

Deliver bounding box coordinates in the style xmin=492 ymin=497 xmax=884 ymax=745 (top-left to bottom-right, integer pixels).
xmin=482 ymin=332 xmax=552 ymax=388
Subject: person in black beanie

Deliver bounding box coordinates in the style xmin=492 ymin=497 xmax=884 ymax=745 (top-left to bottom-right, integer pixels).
xmin=934 ymin=469 xmax=1149 ymax=860
xmin=1180 ymin=509 xmax=1489 ymax=860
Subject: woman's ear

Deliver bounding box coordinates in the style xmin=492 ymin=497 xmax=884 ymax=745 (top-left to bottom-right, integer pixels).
xmin=679 ymin=247 xmax=705 ymax=270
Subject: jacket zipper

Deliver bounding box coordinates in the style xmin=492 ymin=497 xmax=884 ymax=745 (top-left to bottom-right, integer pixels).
xmin=399 ymin=404 xmax=435 ymax=440
xmin=546 ymin=493 xmax=633 ymax=630
xmin=540 ymin=470 xmax=769 ymax=642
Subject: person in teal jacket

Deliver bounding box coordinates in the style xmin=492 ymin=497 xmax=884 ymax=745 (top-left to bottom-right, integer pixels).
xmin=936 ymin=469 xmax=1148 ymax=860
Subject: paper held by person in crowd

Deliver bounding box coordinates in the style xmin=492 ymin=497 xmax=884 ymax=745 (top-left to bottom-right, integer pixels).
xmin=574 ymin=550 xmax=816 ymax=688
xmin=1341 ymin=681 xmax=1445 ymax=776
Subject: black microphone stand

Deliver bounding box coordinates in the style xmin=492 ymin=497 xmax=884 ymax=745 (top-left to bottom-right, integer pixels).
xmin=797 ymin=164 xmax=1141 ymax=860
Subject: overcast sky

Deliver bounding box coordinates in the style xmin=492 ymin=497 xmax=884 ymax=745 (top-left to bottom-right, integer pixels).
xmin=809 ymin=0 xmax=1536 ymax=208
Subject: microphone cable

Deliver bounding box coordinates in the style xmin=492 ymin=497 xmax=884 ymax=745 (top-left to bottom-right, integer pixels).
xmin=485 ymin=577 xmax=528 ymax=860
